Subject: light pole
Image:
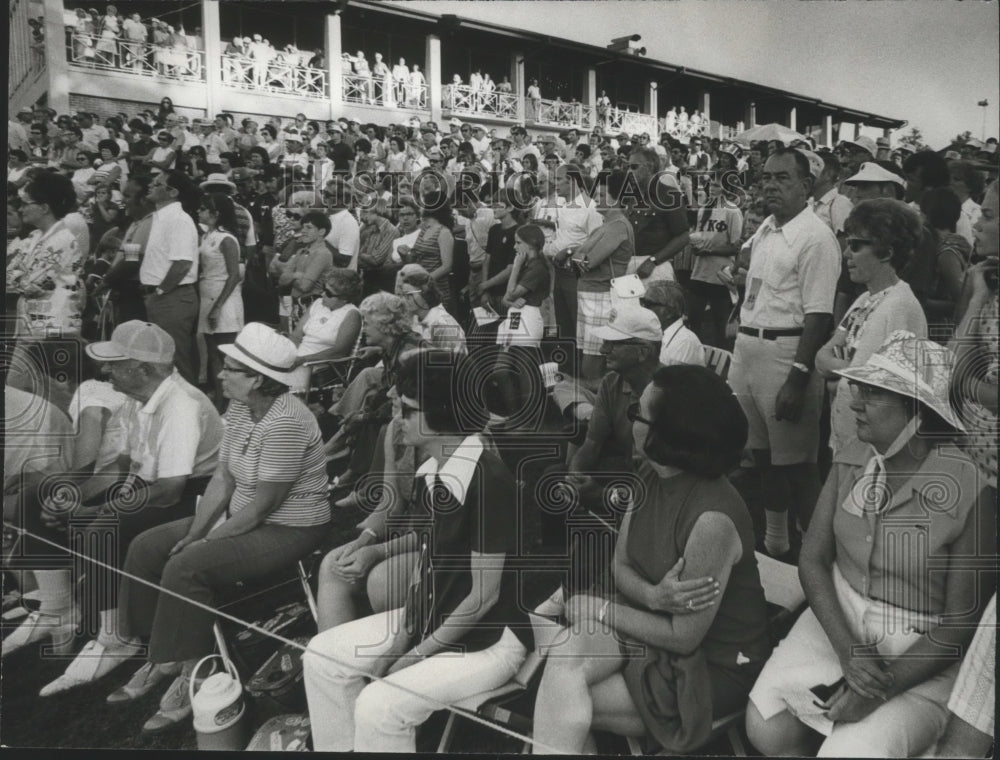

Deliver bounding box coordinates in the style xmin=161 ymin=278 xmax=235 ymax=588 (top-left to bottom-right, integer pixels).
xmin=979 ymin=99 xmax=989 ymax=141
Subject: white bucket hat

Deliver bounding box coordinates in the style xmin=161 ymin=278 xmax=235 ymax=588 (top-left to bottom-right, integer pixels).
xmin=834 ymin=330 xmax=964 ymax=431
xmin=218 ymin=323 xmax=298 ymax=384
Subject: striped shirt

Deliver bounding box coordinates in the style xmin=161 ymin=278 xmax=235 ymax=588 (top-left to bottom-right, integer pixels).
xmin=219 ymin=394 xmax=329 ymax=527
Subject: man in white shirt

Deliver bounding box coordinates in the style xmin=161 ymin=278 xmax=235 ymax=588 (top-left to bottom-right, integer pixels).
xmin=641 ymin=280 xmax=705 ymax=367
xmin=140 ymin=171 xmax=201 ymax=384
xmin=560 ymin=129 xmax=580 ymax=163
xmin=510 ymin=126 xmax=540 ymax=164
xmin=810 ymin=151 xmax=853 ymax=238
xmin=544 ymin=165 xmax=603 ymax=341
xmin=324 ymin=178 xmax=360 ymax=270
xmin=949 ymin=160 xmax=983 ymax=245
xmin=468 ymin=125 xmax=491 ymax=160
xmin=724 ymin=149 xmax=840 ymax=558
xmin=77 ymin=113 xmax=110 ymax=154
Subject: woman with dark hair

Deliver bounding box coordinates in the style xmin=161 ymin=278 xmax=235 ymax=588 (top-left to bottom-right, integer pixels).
xmin=533 ymin=364 xmax=772 ymax=754
xmin=10 ymin=173 xmax=84 ymax=336
xmin=304 ymin=350 xmax=530 ymax=752
xmin=154 ymin=97 xmax=175 ymax=130
xmin=196 ymin=193 xmax=244 ymax=406
xmin=747 ymin=333 xmax=992 ymax=757
xmin=918 ymin=187 xmax=972 ymax=326
xmin=385 ymin=134 xmax=408 ymax=174
xmin=88 ymin=139 xmax=124 ymax=189
xmin=816 ymin=199 xmax=928 ymax=465
xmin=276 ymin=209 xmax=333 ymax=329
xmin=400 ymin=191 xmax=454 ymax=308
xmin=358 ymin=196 xmax=400 ymax=295
xmin=259 ymin=124 xmax=282 ymax=163
xmin=183 ymin=144 xmax=210 ymax=183
xmin=106 ymin=323 xmax=329 ymax=731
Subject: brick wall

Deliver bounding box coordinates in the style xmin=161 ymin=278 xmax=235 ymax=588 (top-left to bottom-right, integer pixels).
xmin=68 ymin=94 xmax=206 ymax=123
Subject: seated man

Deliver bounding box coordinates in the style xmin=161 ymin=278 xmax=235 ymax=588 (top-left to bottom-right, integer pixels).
xmin=535 ymin=307 xmax=661 ymax=562
xmin=7 ymin=322 xmax=222 ymax=694
xmin=640 ymin=280 xmax=706 ymax=368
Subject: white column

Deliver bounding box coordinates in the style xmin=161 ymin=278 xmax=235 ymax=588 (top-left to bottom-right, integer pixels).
xmin=822 ymin=114 xmax=833 ymax=148
xmin=202 ymin=0 xmax=222 ymax=118
xmin=426 ymin=34 xmax=442 ymax=124
xmin=43 ymin=0 xmax=70 ymax=113
xmin=584 ymin=68 xmax=597 ymax=106
xmin=787 ymin=105 xmax=797 ymax=133
xmin=698 ymin=90 xmax=711 ymax=124
xmin=511 ymin=52 xmax=525 ymax=123
xmin=745 ymin=101 xmax=757 ymax=129
xmin=644 ymin=80 xmax=658 ymax=120
xmin=325 ymin=14 xmax=343 ymax=119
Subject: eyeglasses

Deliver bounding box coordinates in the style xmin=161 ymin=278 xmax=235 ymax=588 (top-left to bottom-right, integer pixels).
xmin=220 ymin=363 xmax=256 ymax=376
xmin=846 ymin=237 xmax=875 ymax=253
xmin=626 ymin=401 xmax=654 ymax=426
xmin=639 ymin=298 xmax=666 ymax=309
xmin=285 ymin=212 xmax=302 ymax=221
xmin=847 ymin=381 xmax=899 ymax=405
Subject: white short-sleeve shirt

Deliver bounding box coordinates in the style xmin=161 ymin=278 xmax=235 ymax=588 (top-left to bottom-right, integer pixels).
xmin=740 ymin=206 xmax=841 ymax=329
xmin=140 ymin=201 xmax=199 ymax=286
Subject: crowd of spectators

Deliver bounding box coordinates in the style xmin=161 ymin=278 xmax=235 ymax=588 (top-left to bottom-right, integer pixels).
xmin=4 ymin=84 xmax=999 ymax=759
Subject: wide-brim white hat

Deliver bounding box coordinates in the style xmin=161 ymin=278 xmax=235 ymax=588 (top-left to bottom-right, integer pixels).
xmin=218 ymin=323 xmax=298 ymax=384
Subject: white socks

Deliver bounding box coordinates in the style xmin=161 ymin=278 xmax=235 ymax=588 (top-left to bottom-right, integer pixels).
xmin=764 ymin=510 xmax=790 ymax=557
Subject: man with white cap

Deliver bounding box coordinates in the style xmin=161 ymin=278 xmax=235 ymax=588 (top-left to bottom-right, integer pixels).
xmin=726 ymin=148 xmax=841 ymax=559
xmin=536 ymin=305 xmax=664 ymax=556
xmin=469 ymin=124 xmax=491 ymax=160
xmin=836 ymin=135 xmax=877 ymax=201
xmin=16 ymin=321 xmax=222 ymax=694
xmin=842 ymin=160 xmax=907 ymax=202
xmin=810 ymin=151 xmax=853 ymax=238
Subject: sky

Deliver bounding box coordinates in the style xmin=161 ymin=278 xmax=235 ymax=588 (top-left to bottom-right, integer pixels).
xmin=397 ymin=0 xmax=1000 ymax=148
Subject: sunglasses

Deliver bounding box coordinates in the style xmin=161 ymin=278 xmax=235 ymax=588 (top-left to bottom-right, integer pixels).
xmin=626 ymin=401 xmax=653 ymax=426
xmin=638 ymin=298 xmax=666 ymax=309
xmin=285 ymin=211 xmax=303 ymax=221
xmin=846 ymin=237 xmax=875 ymax=253
xmin=221 ymin=363 xmax=256 ymax=376
xmin=400 ymin=402 xmax=421 ymax=418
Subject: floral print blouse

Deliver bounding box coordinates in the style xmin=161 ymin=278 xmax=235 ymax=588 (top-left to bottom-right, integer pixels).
xmin=8 ymin=223 xmax=83 ymax=336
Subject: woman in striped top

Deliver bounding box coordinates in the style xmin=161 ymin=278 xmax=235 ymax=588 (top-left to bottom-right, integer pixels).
xmin=107 ymin=323 xmax=330 ymax=733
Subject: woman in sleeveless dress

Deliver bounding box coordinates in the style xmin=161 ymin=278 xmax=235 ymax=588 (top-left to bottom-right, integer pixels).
xmin=399 ymin=192 xmax=454 ymax=310
xmin=197 ymin=193 xmax=244 ymax=407
xmin=532 ymin=365 xmax=772 ymax=755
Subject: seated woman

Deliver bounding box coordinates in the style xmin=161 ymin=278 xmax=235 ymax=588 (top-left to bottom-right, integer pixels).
xmin=532 ymin=364 xmax=772 ymax=755
xmin=396 ymin=263 xmax=468 ymax=357
xmin=288 ymin=268 xmax=363 ymax=394
xmin=815 ymin=199 xmax=928 ymax=466
xmin=323 ymin=292 xmax=422 ymax=470
xmin=102 ymin=324 xmax=331 ymax=732
xmin=304 ymin=350 xmax=532 ymax=752
xmin=358 ymin=196 xmax=400 ymax=296
xmin=745 ymin=332 xmax=995 ymax=758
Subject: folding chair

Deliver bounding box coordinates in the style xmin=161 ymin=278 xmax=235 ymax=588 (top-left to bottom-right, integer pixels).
xmin=703 ymin=345 xmax=733 ymax=381
xmin=294 ymin=327 xmax=366 ymax=405
xmin=625 ymin=551 xmax=806 ymax=756
xmin=435 ymin=610 xmax=561 ymax=753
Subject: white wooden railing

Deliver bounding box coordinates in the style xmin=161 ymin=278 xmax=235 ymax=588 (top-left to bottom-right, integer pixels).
xmin=344 ymin=73 xmax=428 ymax=109
xmin=222 ymin=54 xmax=327 ymax=98
xmin=65 ymin=29 xmax=205 ymax=81
xmin=443 ymin=84 xmax=521 ymax=120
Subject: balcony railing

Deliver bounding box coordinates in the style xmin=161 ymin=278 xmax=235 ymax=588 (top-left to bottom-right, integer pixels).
xmin=222 ymin=54 xmax=327 ymax=99
xmin=533 ymin=98 xmax=589 ymax=129
xmin=443 ymin=84 xmax=521 ymax=121
xmin=343 ymin=73 xmax=429 ymax=109
xmin=608 ymin=109 xmax=659 ymax=138
xmin=65 ymin=29 xmax=205 ymax=82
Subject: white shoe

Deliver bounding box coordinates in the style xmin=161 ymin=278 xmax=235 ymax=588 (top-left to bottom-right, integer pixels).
xmin=39 ymin=638 xmax=141 ymax=696
xmin=1 ymin=609 xmax=77 ymax=658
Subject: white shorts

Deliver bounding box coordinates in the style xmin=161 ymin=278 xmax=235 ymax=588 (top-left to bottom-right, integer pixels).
xmin=496 ymin=305 xmax=544 ymax=348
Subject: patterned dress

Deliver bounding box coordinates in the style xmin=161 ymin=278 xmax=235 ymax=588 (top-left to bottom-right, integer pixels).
xmin=9 ymin=224 xmax=83 ymax=336
xmin=962 ymin=291 xmax=999 ymax=485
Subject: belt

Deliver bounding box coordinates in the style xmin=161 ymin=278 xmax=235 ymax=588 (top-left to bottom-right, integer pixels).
xmin=738 ymin=326 xmax=804 ymax=340
xmin=141 ymin=283 xmax=194 ymax=296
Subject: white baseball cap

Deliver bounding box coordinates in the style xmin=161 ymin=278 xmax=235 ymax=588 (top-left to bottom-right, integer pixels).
xmin=593 ymin=306 xmax=662 ymax=343
xmin=86 ymin=321 xmax=175 ymax=363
